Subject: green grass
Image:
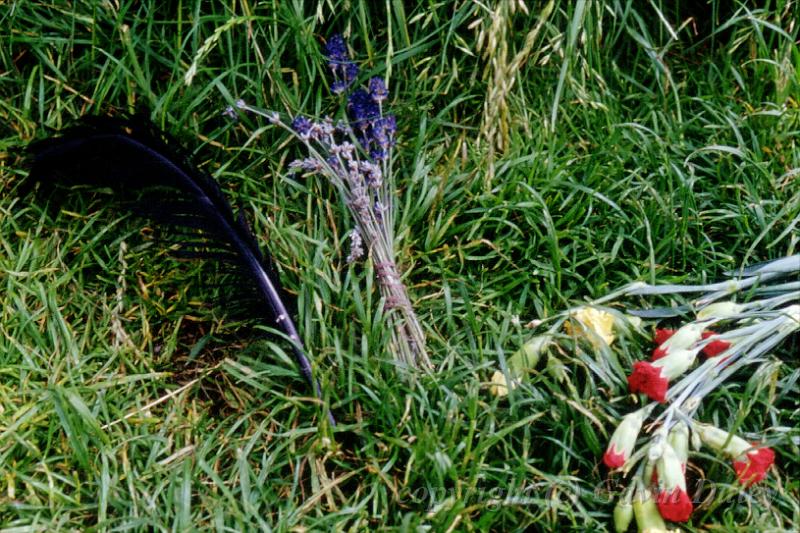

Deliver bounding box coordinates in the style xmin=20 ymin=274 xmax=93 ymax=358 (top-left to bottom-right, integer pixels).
xmin=1 ymin=1 xmax=799 ymax=530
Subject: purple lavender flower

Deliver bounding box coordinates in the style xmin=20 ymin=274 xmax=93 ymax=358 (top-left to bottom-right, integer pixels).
xmin=222 ymin=105 xmax=238 ymax=120
xmin=373 ymin=116 xmax=396 ymax=148
xmin=368 ymin=77 xmax=389 ymax=103
xmin=288 ymin=158 xmax=323 ymax=173
xmin=378 ymin=115 xmax=396 ymax=137
xmin=359 ymin=161 xmax=383 ymax=188
xmin=325 ymin=34 xmax=349 ymax=64
xmin=347 ymin=89 xmax=380 ymax=125
xmin=319 ymin=36 xmax=398 ymax=162
xmin=346 ymin=229 xmax=364 ymax=264
xmin=291 ymin=116 xmax=313 ymax=135
xmin=276 ymin=35 xmax=430 ymax=369
xmin=369 ymin=148 xmax=388 ymax=161
xmin=326 ymin=156 xmax=342 ymax=171
xmin=344 ymin=88 xmax=397 ymax=160
xmin=344 ymin=62 xmax=359 ymax=83
xmin=324 ymin=34 xmax=359 ymax=94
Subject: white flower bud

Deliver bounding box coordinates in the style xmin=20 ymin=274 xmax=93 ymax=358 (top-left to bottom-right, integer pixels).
xmin=697 ymin=301 xmax=744 ymax=320
xmin=693 ymin=422 xmax=750 ymax=457
xmin=668 ymin=422 xmax=690 ymax=466
xmin=604 ymin=407 xmax=649 ymax=469
xmin=657 ymin=443 xmax=687 ymax=492
xmin=653 ymin=347 xmax=701 ymax=380
xmin=660 ymin=322 xmax=705 ymax=353
xmin=691 ymin=428 xmax=703 ymax=451
xmin=648 ymin=441 xmax=665 ymax=462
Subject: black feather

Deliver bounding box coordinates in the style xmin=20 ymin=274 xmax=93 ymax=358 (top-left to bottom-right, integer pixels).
xmin=26 ymin=116 xmax=328 ymax=420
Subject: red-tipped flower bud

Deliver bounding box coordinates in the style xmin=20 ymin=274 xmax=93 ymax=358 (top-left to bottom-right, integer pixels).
xmin=655 ymin=443 xmax=693 ymax=522
xmin=603 ymin=407 xmax=648 ymax=469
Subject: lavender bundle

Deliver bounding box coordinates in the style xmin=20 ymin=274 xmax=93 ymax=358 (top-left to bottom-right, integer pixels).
xmin=493 ymin=255 xmax=799 ymax=530
xmin=230 ymin=35 xmax=430 ymax=370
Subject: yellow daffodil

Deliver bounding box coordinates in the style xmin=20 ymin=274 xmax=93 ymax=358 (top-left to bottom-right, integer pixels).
xmin=565 ymin=306 xmax=617 ymax=347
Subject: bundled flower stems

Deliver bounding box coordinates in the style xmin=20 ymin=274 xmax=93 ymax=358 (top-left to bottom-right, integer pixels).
xmin=227 ymin=35 xmax=430 ymax=370
xmin=493 ymin=255 xmax=799 ymax=530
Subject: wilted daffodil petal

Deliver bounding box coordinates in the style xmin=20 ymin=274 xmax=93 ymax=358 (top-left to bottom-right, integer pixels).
xmin=489 ymin=370 xmax=515 ymax=397
xmin=565 ymin=307 xmax=617 ymax=347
